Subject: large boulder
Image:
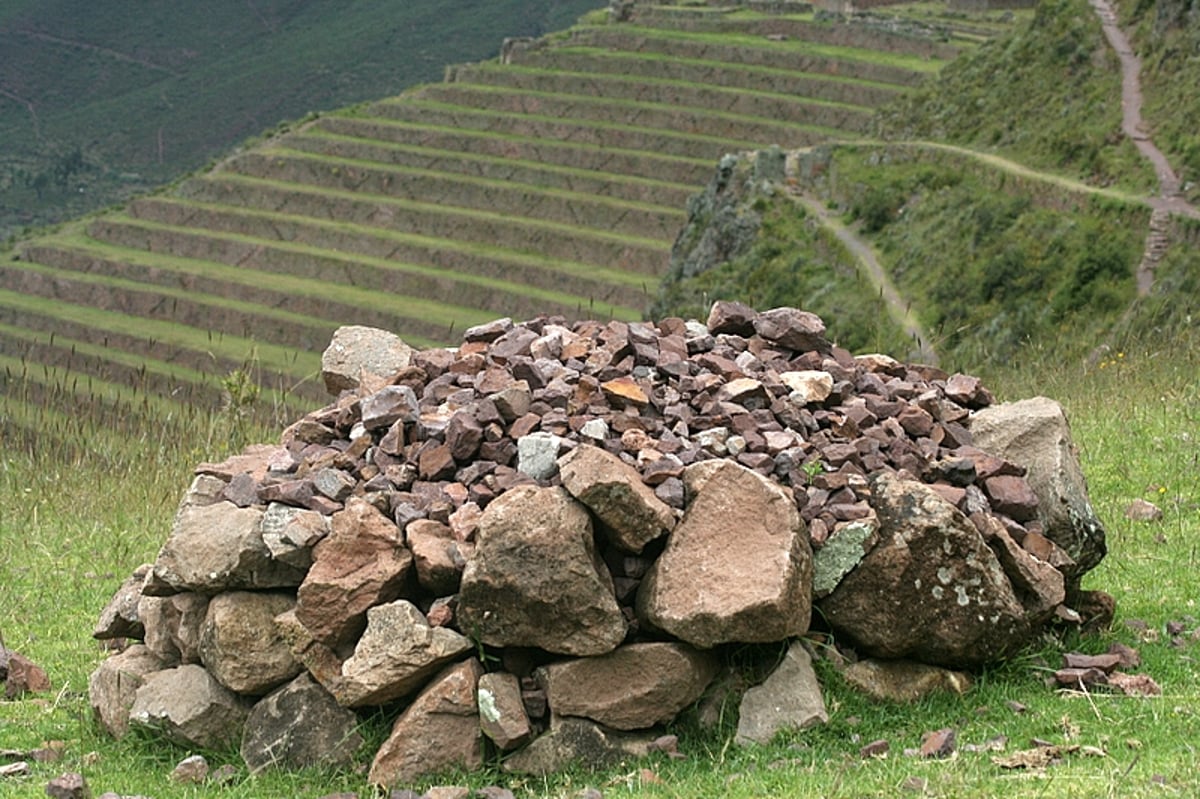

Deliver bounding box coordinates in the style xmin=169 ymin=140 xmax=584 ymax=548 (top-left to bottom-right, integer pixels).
xmin=241 ymin=673 xmax=363 ymax=773
xmin=636 ymin=461 xmax=812 ymax=648
xmin=537 ymin=642 xmax=719 ymax=731
xmin=198 ymin=591 xmax=301 ymax=696
xmin=87 ymin=645 xmax=167 ymax=739
xmin=458 ymin=486 xmax=626 ymax=656
xmin=128 ymin=664 xmax=251 ymax=750
xmin=338 ymin=600 xmax=473 ymax=708
xmin=368 ymin=658 xmax=485 ymax=788
xmin=969 ymin=396 xmax=1106 ymax=585
xmin=818 ymin=474 xmax=1034 ymax=668
xmin=321 ymin=325 xmax=415 ymax=394
xmin=295 ymin=497 xmax=413 ymax=649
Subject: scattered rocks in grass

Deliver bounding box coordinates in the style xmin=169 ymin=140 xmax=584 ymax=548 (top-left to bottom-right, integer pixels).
xmin=45 ymin=772 xmax=90 ymax=799
xmin=87 ymin=305 xmax=1114 ymax=784
xmin=859 ymin=738 xmax=889 ymax=758
xmin=917 ymin=727 xmax=956 ymax=759
xmin=1124 ymin=498 xmax=1163 ymax=521
xmin=0 ymin=762 xmax=30 ymax=778
xmin=169 ymin=753 xmax=209 ymax=783
xmin=0 ymin=646 xmax=50 ymax=699
xmin=992 ymin=742 xmax=1106 ymax=769
xmin=1053 ymin=645 xmax=1161 ymax=696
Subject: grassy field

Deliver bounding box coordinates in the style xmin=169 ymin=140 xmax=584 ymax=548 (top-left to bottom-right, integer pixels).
xmin=1 ymin=327 xmax=1197 ymax=799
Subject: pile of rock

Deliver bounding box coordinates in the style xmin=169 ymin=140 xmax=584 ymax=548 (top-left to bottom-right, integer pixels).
xmin=87 ymin=303 xmax=1108 ymax=788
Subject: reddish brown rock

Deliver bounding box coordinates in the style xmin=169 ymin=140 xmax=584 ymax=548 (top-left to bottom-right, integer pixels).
xmin=538 ymin=643 xmax=719 ymax=730
xmin=558 ymin=444 xmax=676 ymax=554
xmin=406 ymin=520 xmax=466 ymax=595
xmin=92 ymin=564 xmax=152 ymax=641
xmin=637 ymin=461 xmax=812 ymax=648
xmin=296 ymin=498 xmax=413 ymax=649
xmin=477 ymin=671 xmax=532 ymax=750
xmin=753 ymin=307 xmax=829 ymax=352
xmin=368 ymin=659 xmax=485 ymax=788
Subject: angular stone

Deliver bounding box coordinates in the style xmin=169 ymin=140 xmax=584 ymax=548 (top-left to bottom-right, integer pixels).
xmin=600 ymin=377 xmax=649 ymax=407
xmin=199 ymin=591 xmax=301 ymax=696
xmin=1124 ymin=498 xmax=1163 ymax=521
xmin=296 ymin=497 xmax=413 ymax=649
xmin=88 ymin=645 xmax=167 ymax=739
xmin=406 ymin=520 xmax=466 ymax=595
xmin=840 ymin=659 xmax=972 ymax=703
xmin=558 ymin=445 xmax=676 ymax=554
xmin=459 ymin=486 xmax=626 ymax=656
xmin=819 ymin=474 xmax=1031 ymax=668
xmin=753 ymin=307 xmax=829 ymax=352
xmin=45 ymin=773 xmax=89 ymax=799
xmin=321 ymin=325 xmax=414 ymax=395
xmin=516 ymin=432 xmax=564 ymax=481
xmin=811 ymin=520 xmax=878 ymax=598
xmin=129 ymin=664 xmax=251 ymax=750
xmin=140 ymin=592 xmax=209 ymax=665
xmin=983 ymin=474 xmax=1039 ymax=522
xmin=780 ymin=371 xmax=834 ymax=405
xmin=360 ymin=385 xmax=420 ymax=431
xmin=147 ymin=500 xmax=305 ymax=595
xmin=969 ymin=397 xmax=1106 ymax=583
xmin=981 ymin=517 xmax=1065 ymax=621
xmin=636 ymin=461 xmax=812 ymax=648
xmin=368 ymin=659 xmax=484 ymax=788
xmin=706 ymin=300 xmax=757 ymax=336
xmin=538 ymin=643 xmax=718 ymax=730
xmin=311 ymin=468 xmax=357 ymax=502
xmin=477 ymin=671 xmax=532 ymax=750
xmin=501 ymin=717 xmax=655 ymax=776
xmin=93 ymin=564 xmax=151 ymax=641
xmin=241 ymin=673 xmax=363 ymax=773
xmin=0 ymin=650 xmax=49 ymax=699
xmin=338 ymin=600 xmax=472 ymax=707
xmin=735 ymin=640 xmax=827 ymax=745
xmin=169 ymin=754 xmax=208 ymax=784
xmin=260 ymin=503 xmax=330 ymax=571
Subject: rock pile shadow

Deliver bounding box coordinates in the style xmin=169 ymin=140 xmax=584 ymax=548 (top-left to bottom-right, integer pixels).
xmin=88 ymin=303 xmax=1110 ymax=788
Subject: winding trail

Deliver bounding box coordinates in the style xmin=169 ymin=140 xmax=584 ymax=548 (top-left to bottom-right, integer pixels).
xmin=1087 ymin=0 xmax=1200 ymax=294
xmin=790 ymin=191 xmax=939 ymax=366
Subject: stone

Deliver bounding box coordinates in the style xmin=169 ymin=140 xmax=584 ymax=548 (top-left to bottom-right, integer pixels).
xmin=241 ymin=673 xmax=363 ymax=773
xmin=501 ymin=717 xmax=655 ymax=776
xmin=198 ymin=591 xmax=301 ymax=696
xmin=1125 ymin=498 xmax=1163 ymax=521
xmin=406 ymin=519 xmax=466 ymax=595
xmin=919 ymin=727 xmax=957 ymax=759
xmin=969 ymin=397 xmax=1106 ymax=583
xmin=368 ymin=659 xmax=485 ymax=788
xmin=811 ymin=520 xmax=877 ymax=598
xmin=459 ymin=486 xmax=626 ymax=656
xmin=261 ymin=503 xmax=330 ymax=570
xmin=146 ymin=499 xmax=306 ymax=595
xmin=338 ymin=600 xmax=473 ymax=707
xmin=780 ymin=371 xmax=834 ymax=405
xmin=169 ymin=754 xmax=209 ymax=784
xmin=140 ymin=592 xmax=209 ymax=665
xmin=735 ymin=640 xmax=827 ymax=745
xmin=753 ymin=307 xmax=829 ymax=352
xmin=477 ymin=671 xmax=532 ymax=750
xmin=88 ymin=645 xmax=167 ymax=739
xmin=558 ymin=445 xmax=676 ymax=554
xmin=840 ymin=659 xmax=972 ymax=703
xmin=45 ymin=773 xmax=90 ymax=799
xmin=129 ymin=664 xmax=251 ymax=750
xmin=819 ymin=474 xmax=1032 ymax=668
xmin=2 ymin=650 xmax=50 ymax=698
xmin=516 ymin=431 xmax=564 ymax=480
xmin=296 ymin=497 xmax=413 ymax=649
xmin=321 ymin=325 xmax=414 ymax=394
xmin=538 ymin=643 xmax=719 ymax=731
xmin=636 ymin=461 xmax=812 ymax=648
xmin=981 ymin=518 xmax=1065 ymax=621
xmin=600 ymin=377 xmax=648 ymax=407
xmin=982 ymin=475 xmax=1039 ymax=522
xmin=92 ymin=564 xmax=151 ymax=641
xmin=360 ymin=385 xmax=420 ymax=431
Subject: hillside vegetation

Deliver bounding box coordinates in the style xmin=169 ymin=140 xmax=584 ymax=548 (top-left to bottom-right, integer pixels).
xmin=0 ymin=0 xmax=601 ymax=240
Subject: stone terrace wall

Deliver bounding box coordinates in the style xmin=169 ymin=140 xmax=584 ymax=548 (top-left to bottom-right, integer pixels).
xmin=88 ymin=304 xmax=1109 ymax=788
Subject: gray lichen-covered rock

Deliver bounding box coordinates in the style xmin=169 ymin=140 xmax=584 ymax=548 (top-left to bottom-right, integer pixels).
xmin=637 ymin=461 xmax=812 ymax=648
xmin=459 ymin=486 xmax=626 ymax=656
xmin=969 ymin=396 xmax=1106 ymax=586
xmin=818 ymin=474 xmax=1033 ymax=668
xmin=477 ymin=671 xmax=532 ymax=751
xmin=811 ymin=520 xmax=878 ymax=598
xmin=735 ymin=640 xmax=827 ymax=746
xmin=129 ymin=664 xmax=251 ymax=750
xmin=241 ymin=673 xmax=363 ymax=773
xmin=538 ymin=642 xmax=719 ymax=731
xmin=198 ymin=591 xmax=301 ymax=696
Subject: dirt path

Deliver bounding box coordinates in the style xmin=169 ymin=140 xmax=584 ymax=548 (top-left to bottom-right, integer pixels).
xmin=790 ymin=191 xmax=939 ymax=366
xmin=1087 ymin=0 xmax=1200 ymax=293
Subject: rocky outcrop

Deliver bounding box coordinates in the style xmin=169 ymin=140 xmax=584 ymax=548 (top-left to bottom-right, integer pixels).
xmin=88 ymin=307 xmax=1109 ymax=784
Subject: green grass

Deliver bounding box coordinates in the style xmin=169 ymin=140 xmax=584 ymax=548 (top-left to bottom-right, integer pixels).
xmin=2 ymin=329 xmax=1199 ymax=798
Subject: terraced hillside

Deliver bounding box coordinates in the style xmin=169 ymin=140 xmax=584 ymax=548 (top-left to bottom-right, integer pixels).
xmin=1 ymin=0 xmax=962 ymax=429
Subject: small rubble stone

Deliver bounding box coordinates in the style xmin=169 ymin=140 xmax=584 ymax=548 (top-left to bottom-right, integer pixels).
xmin=735 ymin=641 xmax=827 ymax=745
xmin=169 ymin=754 xmax=209 ymax=784
xmin=558 ymin=444 xmax=676 ymax=554
xmin=45 ymin=773 xmax=90 ymax=799
xmin=477 ymin=671 xmax=532 ymax=750
xmin=92 ymin=564 xmax=151 ymax=641
xmin=501 ymin=717 xmax=655 ymax=775
xmin=1125 ymin=498 xmax=1163 ymax=522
